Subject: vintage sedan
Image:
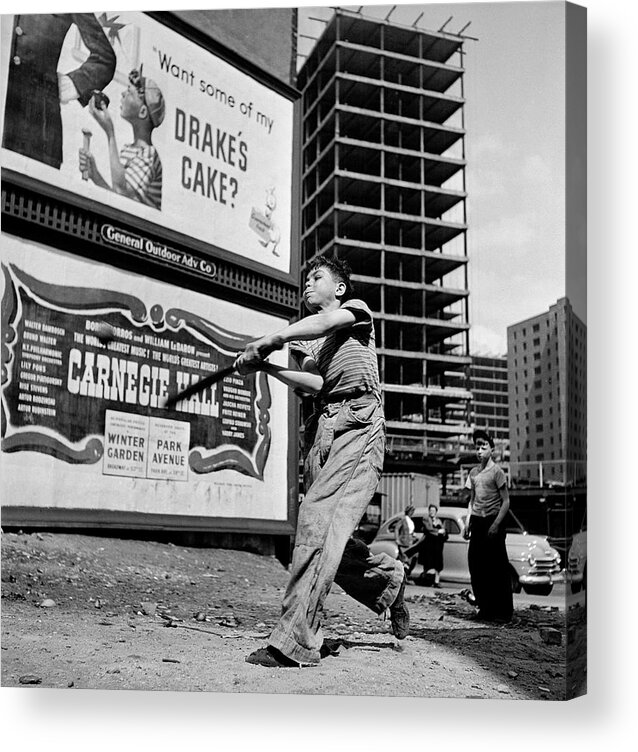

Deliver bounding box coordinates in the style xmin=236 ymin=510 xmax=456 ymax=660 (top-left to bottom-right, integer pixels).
xmin=369 ymin=506 xmax=562 ymax=596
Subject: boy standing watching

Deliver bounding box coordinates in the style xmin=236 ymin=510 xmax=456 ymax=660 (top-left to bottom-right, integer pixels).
xmin=236 ymin=254 xmax=408 ymax=668
xmin=463 ymin=429 xmax=513 ymax=624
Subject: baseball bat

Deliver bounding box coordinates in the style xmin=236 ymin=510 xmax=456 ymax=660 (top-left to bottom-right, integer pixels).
xmin=163 ymin=362 xmax=238 ymax=409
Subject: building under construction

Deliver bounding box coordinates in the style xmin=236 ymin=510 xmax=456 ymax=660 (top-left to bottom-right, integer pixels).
xmin=297 ymin=8 xmax=472 ymax=477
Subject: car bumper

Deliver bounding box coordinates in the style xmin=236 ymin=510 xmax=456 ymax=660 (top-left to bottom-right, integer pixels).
xmin=518 ymin=567 xmax=562 ymax=586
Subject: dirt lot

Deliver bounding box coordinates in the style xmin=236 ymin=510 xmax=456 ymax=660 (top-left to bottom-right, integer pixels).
xmin=1 ymin=530 xmax=586 ymax=699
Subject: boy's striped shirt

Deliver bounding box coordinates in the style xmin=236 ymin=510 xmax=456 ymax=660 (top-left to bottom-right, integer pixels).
xmin=120 ymin=143 xmax=162 ymax=210
xmin=290 ymin=299 xmax=380 ymax=398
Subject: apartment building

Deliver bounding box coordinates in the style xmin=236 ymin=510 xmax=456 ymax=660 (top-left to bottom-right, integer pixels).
xmin=469 ymin=355 xmax=509 ymax=460
xmin=507 ymin=298 xmax=586 ymax=487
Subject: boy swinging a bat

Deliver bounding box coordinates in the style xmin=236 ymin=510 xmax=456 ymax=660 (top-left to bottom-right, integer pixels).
xmin=235 ymin=254 xmax=409 ymax=668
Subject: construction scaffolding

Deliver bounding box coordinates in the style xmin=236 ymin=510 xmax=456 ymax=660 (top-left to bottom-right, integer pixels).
xmin=297 ymin=8 xmax=472 ymax=473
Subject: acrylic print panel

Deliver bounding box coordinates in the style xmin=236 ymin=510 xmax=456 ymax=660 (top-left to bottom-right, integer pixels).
xmin=1 ymin=1 xmax=585 ymax=700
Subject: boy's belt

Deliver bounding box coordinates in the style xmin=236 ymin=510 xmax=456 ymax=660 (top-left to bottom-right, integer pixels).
xmin=318 ymin=389 xmax=377 ymax=405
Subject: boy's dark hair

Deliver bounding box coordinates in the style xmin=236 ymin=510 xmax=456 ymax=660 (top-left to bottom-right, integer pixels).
xmin=307 ymin=254 xmax=354 ymax=300
xmin=473 ymin=429 xmax=495 ymax=448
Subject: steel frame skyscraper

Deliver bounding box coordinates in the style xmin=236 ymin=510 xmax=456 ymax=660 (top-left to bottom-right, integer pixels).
xmin=297 ymin=8 xmax=472 ymax=473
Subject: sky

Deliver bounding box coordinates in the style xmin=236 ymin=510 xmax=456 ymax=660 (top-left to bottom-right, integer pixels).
xmin=297 ymin=2 xmax=573 ymax=356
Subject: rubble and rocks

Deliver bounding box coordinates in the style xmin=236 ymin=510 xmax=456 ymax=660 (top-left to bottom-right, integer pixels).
xmin=539 ymin=627 xmax=563 ymax=646
xmin=1 ymin=531 xmax=586 ymax=699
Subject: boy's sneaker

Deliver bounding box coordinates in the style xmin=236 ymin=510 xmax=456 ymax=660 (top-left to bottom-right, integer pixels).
xmin=389 ymin=577 xmax=410 ymax=639
xmin=245 ymin=645 xmax=316 ymax=668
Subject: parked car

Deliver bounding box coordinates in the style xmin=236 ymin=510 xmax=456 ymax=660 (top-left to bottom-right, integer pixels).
xmin=566 ymin=529 xmax=587 ymax=594
xmin=369 ymin=506 xmax=562 ymax=596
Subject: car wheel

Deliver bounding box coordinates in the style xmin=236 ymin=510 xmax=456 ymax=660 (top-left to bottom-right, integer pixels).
xmin=510 ymin=568 xmax=522 ymax=594
xmin=570 ymin=581 xmax=582 ymax=594
xmin=523 ymin=584 xmax=553 ymax=596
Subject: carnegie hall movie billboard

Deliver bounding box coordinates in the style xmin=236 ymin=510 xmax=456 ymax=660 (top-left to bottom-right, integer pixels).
xmin=0 ymin=234 xmax=291 ymax=522
xmin=0 ymin=11 xmax=295 ymax=276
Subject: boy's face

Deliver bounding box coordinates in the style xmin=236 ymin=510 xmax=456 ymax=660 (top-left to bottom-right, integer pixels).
xmin=120 ymin=84 xmax=146 ymax=123
xmin=475 ymin=439 xmax=493 ymax=463
xmin=303 ymin=266 xmax=345 ymax=312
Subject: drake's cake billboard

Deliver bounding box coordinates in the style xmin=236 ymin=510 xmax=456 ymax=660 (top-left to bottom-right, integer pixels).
xmin=0 ymin=11 xmax=294 ymax=275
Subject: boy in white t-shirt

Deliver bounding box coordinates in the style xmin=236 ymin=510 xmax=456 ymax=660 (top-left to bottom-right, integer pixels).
xmin=463 ymin=429 xmax=513 ymax=623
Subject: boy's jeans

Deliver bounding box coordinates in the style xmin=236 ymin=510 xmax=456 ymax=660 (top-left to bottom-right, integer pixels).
xmin=268 ymin=394 xmax=404 ymax=665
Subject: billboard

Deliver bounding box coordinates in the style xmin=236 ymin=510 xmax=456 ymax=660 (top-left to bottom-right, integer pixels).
xmin=0 ymin=11 xmax=295 ymax=277
xmin=1 ymin=234 xmax=291 ymax=523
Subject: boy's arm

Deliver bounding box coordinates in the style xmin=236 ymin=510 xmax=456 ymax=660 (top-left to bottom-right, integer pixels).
xmin=258 ymin=358 xmax=323 ymax=396
xmin=462 ymin=475 xmax=473 ymax=539
xmin=85 ymin=98 xmax=135 ymax=198
xmin=241 ymin=308 xmax=359 ymax=362
xmin=106 ymin=136 xmax=136 ymax=198
xmin=78 ymin=148 xmax=110 ymax=188
xmin=488 ymin=485 xmax=510 ymax=537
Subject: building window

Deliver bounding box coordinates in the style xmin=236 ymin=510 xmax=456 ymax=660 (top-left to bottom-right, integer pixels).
xmin=536 ymin=438 xmax=544 ymax=447
xmin=535 ymin=395 xmax=542 ymax=403
xmin=534 ymin=366 xmax=541 ymax=374
xmin=533 ymin=324 xmax=540 ymax=332
xmin=533 ymin=338 xmax=540 ymax=346
xmin=535 ymin=409 xmax=543 ymax=417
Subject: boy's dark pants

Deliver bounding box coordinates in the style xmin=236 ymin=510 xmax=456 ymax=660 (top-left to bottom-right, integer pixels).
xmin=468 ymin=514 xmax=513 ymax=621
